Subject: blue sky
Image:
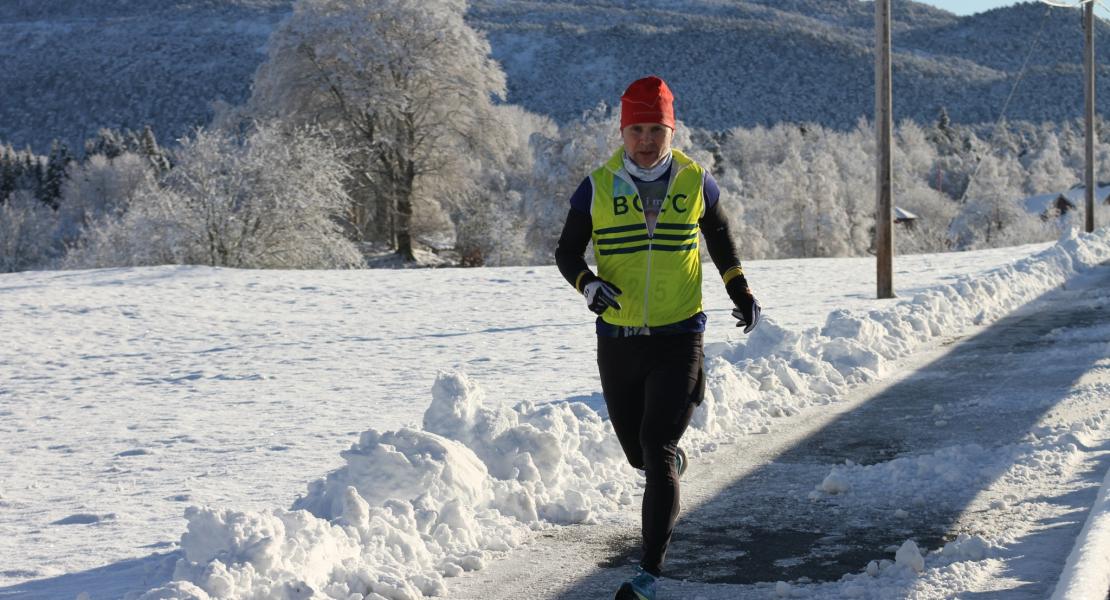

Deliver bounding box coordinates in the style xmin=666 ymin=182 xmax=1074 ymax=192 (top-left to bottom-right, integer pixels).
xmin=912 ymin=0 xmax=1110 ymax=18
xmin=911 ymin=1 xmax=1034 ymax=15
xmin=910 ymin=0 xmax=1110 ymax=16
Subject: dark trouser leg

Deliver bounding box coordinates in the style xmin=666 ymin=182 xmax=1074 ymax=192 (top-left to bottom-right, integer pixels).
xmin=638 ymin=334 xmax=702 ymax=576
xmin=597 ymin=333 xmax=704 ymax=577
xmin=598 ymin=336 xmax=648 ymax=469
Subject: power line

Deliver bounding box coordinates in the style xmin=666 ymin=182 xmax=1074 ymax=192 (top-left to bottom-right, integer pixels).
xmin=960 ymin=2 xmax=1054 ymax=201
xmin=1039 ymin=0 xmax=1095 ymax=7
xmin=1041 ymin=0 xmax=1110 ymax=16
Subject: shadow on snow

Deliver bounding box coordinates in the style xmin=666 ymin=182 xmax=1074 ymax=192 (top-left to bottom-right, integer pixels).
xmin=557 ymin=261 xmax=1110 ymax=597
xmin=0 ymin=551 xmax=178 ymax=600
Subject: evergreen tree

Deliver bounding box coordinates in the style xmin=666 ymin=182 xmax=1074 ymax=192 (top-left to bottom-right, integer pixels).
xmin=928 ymin=107 xmax=956 ymax=152
xmin=20 ymin=151 xmax=44 ymax=201
xmin=84 ymin=128 xmax=126 ymax=159
xmin=0 ymin=145 xmax=16 ymax=203
xmin=39 ymin=139 xmax=72 ymax=209
xmin=139 ymin=125 xmax=171 ymax=174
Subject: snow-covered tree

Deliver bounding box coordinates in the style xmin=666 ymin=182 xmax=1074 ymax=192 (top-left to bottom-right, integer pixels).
xmin=247 ymin=0 xmax=507 ymax=260
xmin=714 ymin=166 xmax=773 ymax=261
xmin=525 ymin=104 xmax=622 ymax=257
xmin=895 ymin=186 xmax=958 ymax=254
xmin=56 ymin=152 xmax=155 ymax=247
xmin=0 ymin=190 xmax=55 ymax=272
xmin=65 ymin=124 xmax=363 ymax=269
xmin=1024 ymin=131 xmax=1073 ymax=196
xmin=806 ymin=150 xmax=851 ymax=257
xmin=951 ymin=153 xmax=1049 ymax=249
xmin=834 ymin=120 xmax=876 ymax=255
xmin=446 ymin=104 xmax=555 ymax=266
xmin=84 ymin=129 xmax=127 ymax=160
xmin=895 ymin=120 xmax=938 ymax=183
xmin=60 ymin=184 xmax=178 ymax=269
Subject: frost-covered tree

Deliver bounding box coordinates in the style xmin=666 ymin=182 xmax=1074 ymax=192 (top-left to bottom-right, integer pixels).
xmin=721 ymin=162 xmax=775 ymax=260
xmin=56 ymin=152 xmax=155 ymax=247
xmin=247 ymin=0 xmax=507 ymax=260
xmin=1024 ymin=131 xmax=1073 ymax=195
xmin=164 ymin=125 xmax=362 ymax=268
xmin=895 ymin=120 xmax=938 ymax=183
xmin=525 ymin=104 xmax=622 ymax=256
xmin=806 ymin=150 xmax=851 ymax=257
xmin=65 ymin=124 xmax=363 ymax=269
xmin=951 ymin=153 xmax=1049 ymax=249
xmin=0 ymin=190 xmax=55 ymax=272
xmin=835 ymin=120 xmax=876 ymax=255
xmin=83 ymin=126 xmax=171 ymax=174
xmin=894 ymin=186 xmax=958 ymax=254
xmin=927 ymin=110 xmax=978 ymax=200
xmin=892 ymin=120 xmax=956 ymax=253
xmin=84 ymin=129 xmax=127 ymax=160
xmin=773 ymin=145 xmax=813 ymax=257
xmin=720 ymin=123 xmax=853 ymax=258
xmin=445 ymin=104 xmax=555 ymax=266
xmin=61 ymin=184 xmax=177 ymax=269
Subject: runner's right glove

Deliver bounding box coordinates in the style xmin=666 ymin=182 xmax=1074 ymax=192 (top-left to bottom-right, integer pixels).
xmin=580 ymin=275 xmax=623 ymax=315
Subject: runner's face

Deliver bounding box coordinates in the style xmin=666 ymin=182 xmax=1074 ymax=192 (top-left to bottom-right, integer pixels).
xmin=621 ymin=123 xmax=674 ymax=169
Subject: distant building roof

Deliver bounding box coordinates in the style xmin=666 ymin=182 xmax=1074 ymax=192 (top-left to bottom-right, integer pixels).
xmin=1023 ymin=184 xmax=1110 ymax=216
xmin=894 ymin=207 xmax=919 ymax=221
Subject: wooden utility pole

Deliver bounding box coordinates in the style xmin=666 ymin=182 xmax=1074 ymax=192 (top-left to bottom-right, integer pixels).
xmin=876 ymin=0 xmax=894 ymax=298
xmin=1084 ymin=0 xmax=1096 ymax=233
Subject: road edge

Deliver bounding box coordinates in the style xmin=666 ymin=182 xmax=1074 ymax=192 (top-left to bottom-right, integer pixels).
xmin=1051 ymin=463 xmax=1110 ymax=600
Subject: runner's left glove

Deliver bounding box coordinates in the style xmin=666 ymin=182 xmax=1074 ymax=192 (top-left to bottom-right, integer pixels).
xmin=726 ymin=275 xmax=761 ymax=334
xmin=581 ymin=276 xmax=623 ymax=315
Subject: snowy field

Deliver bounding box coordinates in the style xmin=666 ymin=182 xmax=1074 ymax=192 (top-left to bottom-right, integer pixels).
xmin=3 ymin=234 xmax=1110 ymax=599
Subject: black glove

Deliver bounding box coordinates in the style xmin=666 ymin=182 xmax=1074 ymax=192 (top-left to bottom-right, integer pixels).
xmin=726 ymin=275 xmax=761 ymax=334
xmin=581 ymin=275 xmax=622 ymax=315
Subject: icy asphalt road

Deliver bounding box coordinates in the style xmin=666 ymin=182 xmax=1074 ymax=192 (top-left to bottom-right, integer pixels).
xmin=447 ymin=261 xmax=1110 ymax=600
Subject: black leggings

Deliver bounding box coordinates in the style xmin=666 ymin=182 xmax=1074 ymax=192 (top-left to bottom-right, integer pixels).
xmin=598 ymin=333 xmax=704 ymax=577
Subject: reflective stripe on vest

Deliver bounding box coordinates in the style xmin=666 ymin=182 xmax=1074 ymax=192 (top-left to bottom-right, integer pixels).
xmin=590 ymin=147 xmax=705 ymax=327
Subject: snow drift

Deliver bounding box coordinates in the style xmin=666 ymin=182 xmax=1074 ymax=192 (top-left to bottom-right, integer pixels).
xmin=140 ymin=228 xmax=1110 ymax=599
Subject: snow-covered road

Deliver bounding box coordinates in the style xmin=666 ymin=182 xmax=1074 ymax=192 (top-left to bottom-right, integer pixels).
xmin=447 ymin=260 xmax=1110 ymax=599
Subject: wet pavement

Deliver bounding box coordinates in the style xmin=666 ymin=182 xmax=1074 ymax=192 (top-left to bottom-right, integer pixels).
xmin=606 ymin=262 xmax=1110 ymax=586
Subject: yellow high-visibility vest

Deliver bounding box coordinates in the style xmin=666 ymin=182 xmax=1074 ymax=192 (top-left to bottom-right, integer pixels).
xmin=589 ymin=148 xmax=705 ymax=327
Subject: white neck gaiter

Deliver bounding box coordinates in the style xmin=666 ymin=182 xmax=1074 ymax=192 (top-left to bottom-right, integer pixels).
xmin=623 ymin=150 xmax=673 ymax=181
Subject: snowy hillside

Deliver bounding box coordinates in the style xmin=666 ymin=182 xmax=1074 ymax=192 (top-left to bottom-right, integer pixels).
xmin=0 ymin=2 xmax=287 ymax=154
xmin=466 ymin=0 xmax=1080 ymax=128
xmin=4 ymin=0 xmax=1110 ymax=153
xmin=5 ymin=233 xmax=1110 ymax=599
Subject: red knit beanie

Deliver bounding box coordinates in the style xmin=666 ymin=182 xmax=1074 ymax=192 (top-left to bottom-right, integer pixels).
xmin=620 ymin=76 xmax=675 ymax=130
